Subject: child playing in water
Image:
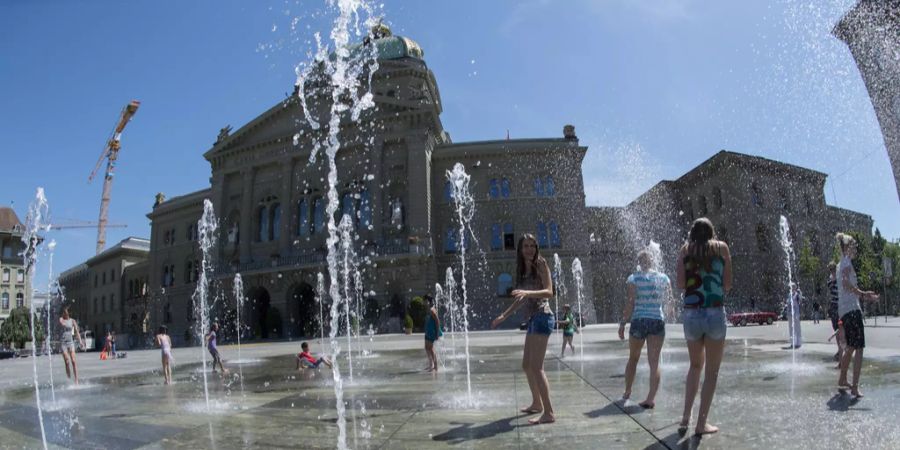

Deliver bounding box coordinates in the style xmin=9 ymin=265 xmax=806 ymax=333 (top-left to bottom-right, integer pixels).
xmin=297 ymin=342 xmax=333 ymax=370
xmin=424 ymin=295 xmax=443 ymax=372
xmin=558 ymin=304 xmax=577 ymax=357
xmin=156 ymin=325 xmax=174 ymax=385
xmin=205 ymin=322 xmax=228 ymax=374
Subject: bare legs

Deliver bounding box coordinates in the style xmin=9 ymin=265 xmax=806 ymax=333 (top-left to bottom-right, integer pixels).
xmin=161 ymin=355 xmax=172 ymax=384
xmin=424 ymin=341 xmax=438 ymax=372
xmin=624 ymin=337 xmax=644 ymax=399
xmin=560 ymin=335 xmax=575 ymax=357
xmin=61 ymin=348 xmax=79 ymax=384
xmin=644 ymin=335 xmax=664 ymax=406
xmin=521 ymin=334 xmax=554 ymax=423
xmin=623 ymin=335 xmax=663 ymax=407
xmin=681 ymin=337 xmax=724 ymax=435
xmin=838 ymin=346 xmax=864 ymax=397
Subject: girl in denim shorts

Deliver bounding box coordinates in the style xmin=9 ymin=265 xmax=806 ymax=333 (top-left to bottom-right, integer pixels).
xmin=676 ymin=218 xmax=732 ymax=436
xmin=492 ymin=234 xmax=556 ymax=425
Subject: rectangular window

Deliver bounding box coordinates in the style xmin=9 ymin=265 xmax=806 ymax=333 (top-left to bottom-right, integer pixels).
xmin=93 ymin=298 xmax=98 ymax=314
xmin=2 ymin=269 xmax=9 ymax=283
xmin=491 ymin=224 xmax=502 ymax=250
xmin=445 ymin=228 xmax=458 ymax=253
xmin=102 ymin=295 xmax=106 ymax=313
xmin=111 ymin=269 xmax=116 ymax=282
xmin=537 ymin=222 xmax=549 ymax=248
xmin=16 ymin=270 xmax=24 ymax=283
xmin=489 ymin=179 xmax=499 ymax=199
xmin=1 ymin=246 xmax=11 ymax=258
xmin=111 ymin=294 xmax=115 ymax=311
xmin=534 ymin=177 xmax=544 ymax=196
xmin=503 ymin=223 xmax=515 ymax=250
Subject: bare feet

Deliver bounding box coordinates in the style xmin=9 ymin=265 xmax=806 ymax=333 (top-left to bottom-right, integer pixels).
xmin=678 ymin=418 xmax=690 ymax=435
xmin=520 ymin=405 xmax=542 ymax=414
xmin=851 ymin=386 xmax=864 ymax=398
xmin=528 ymin=413 xmax=555 ymax=425
xmin=695 ymin=423 xmax=719 ymax=436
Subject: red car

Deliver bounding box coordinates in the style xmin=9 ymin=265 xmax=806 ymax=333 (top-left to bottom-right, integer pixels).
xmin=728 ymin=311 xmax=777 ymax=326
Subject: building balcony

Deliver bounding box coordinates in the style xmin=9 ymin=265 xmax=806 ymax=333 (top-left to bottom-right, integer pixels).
xmin=214 ymin=239 xmax=430 ymax=277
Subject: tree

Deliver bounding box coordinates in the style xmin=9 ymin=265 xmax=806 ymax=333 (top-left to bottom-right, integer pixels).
xmin=797 ymin=237 xmax=820 ymax=288
xmin=0 ymin=307 xmax=44 ymax=349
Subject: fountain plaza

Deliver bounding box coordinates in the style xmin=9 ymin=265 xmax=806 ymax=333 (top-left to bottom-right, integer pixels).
xmin=1 ymin=318 xmax=899 ymax=449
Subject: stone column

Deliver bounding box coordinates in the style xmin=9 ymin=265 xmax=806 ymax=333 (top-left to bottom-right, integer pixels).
xmin=279 ymin=159 xmax=295 ymax=252
xmin=239 ymin=168 xmax=255 ymax=263
xmin=405 ymin=132 xmax=432 ymax=240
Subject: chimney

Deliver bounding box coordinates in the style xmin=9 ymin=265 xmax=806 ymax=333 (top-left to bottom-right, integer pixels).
xmin=563 ymin=124 xmax=577 ymax=140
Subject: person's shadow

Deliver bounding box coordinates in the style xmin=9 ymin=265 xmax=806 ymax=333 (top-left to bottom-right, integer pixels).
xmin=826 ymin=393 xmax=868 ymax=412
xmin=431 ymin=414 xmax=526 ymax=444
xmin=649 ymin=432 xmax=702 ymax=450
xmin=584 ymin=401 xmax=645 ymax=418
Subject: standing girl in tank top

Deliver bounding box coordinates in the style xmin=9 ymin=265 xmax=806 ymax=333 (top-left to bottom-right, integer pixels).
xmin=58 ymin=307 xmax=85 ymax=385
xmin=156 ymin=325 xmax=174 ymax=385
xmin=835 ymin=233 xmax=879 ymax=398
xmin=676 ymin=218 xmax=732 ymax=436
xmin=492 ymin=234 xmax=556 ymax=424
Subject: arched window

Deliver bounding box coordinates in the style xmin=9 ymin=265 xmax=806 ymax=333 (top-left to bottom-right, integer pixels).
xmin=489 ymin=179 xmax=499 ymax=199
xmin=313 ymin=197 xmax=326 ymax=234
xmin=359 ymin=189 xmax=372 ymax=229
xmin=162 ymin=266 xmax=169 ymax=287
xmin=185 ymin=261 xmax=194 ymax=283
xmin=545 ymin=176 xmax=555 ymax=196
xmin=1 ymin=293 xmax=8 ymax=310
xmin=445 ymin=181 xmax=454 ymax=202
xmin=537 ymin=222 xmax=549 ymax=248
xmin=501 ymin=178 xmax=511 ymax=198
xmin=445 ymin=228 xmax=458 ymax=253
xmin=497 ymin=273 xmax=513 ymax=296
xmin=713 ymin=187 xmax=723 ymax=210
xmin=491 ymin=224 xmax=502 ymax=250
xmin=549 ymin=221 xmax=561 ymax=248
xmin=257 ymin=206 xmax=268 ymax=242
xmin=297 ymin=199 xmax=310 ymax=237
xmin=341 ymin=193 xmax=356 ymax=227
xmin=15 ymin=293 xmax=23 ymax=308
xmin=534 ymin=177 xmax=544 ymax=196
xmin=270 ymin=203 xmax=282 ymax=241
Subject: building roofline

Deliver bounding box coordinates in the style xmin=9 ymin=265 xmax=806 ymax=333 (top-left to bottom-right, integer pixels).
xmin=677 ymin=150 xmax=827 ymax=184
xmin=434 ymin=137 xmax=585 ymax=159
xmin=147 ymin=188 xmax=212 ymax=219
xmin=82 ymin=236 xmax=150 ymax=267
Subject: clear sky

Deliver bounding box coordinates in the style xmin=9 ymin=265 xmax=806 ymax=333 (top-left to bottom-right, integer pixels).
xmin=1 ymin=0 xmax=897 ymax=279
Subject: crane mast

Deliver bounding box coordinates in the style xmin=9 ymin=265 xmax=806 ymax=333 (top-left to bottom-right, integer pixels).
xmin=89 ymin=100 xmax=140 ymax=255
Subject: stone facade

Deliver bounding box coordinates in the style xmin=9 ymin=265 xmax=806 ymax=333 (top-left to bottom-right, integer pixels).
xmin=588 ymin=151 xmax=873 ymax=322
xmin=0 ymin=207 xmax=29 ymax=327
xmin=58 ymin=237 xmax=149 ymax=350
xmin=834 ymin=0 xmax=900 ymax=202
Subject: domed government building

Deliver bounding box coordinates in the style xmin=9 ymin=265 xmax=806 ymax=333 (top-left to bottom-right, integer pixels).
xmin=59 ymin=26 xmax=872 ymax=349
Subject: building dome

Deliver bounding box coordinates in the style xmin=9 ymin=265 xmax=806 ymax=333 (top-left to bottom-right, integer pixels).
xmin=342 ymin=24 xmax=424 ymax=61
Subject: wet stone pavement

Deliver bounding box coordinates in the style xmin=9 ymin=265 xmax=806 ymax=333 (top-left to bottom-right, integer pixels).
xmin=1 ymin=322 xmax=899 ymax=449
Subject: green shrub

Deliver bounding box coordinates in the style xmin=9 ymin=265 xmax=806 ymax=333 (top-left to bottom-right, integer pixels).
xmin=403 ymin=313 xmax=414 ymax=332
xmin=408 ymin=296 xmax=428 ymax=332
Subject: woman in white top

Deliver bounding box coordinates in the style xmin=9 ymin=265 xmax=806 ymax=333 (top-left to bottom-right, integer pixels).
xmin=835 ymin=233 xmax=879 ymax=398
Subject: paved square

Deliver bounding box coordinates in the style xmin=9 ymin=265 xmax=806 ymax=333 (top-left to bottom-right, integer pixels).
xmin=1 ymin=320 xmax=898 ymax=449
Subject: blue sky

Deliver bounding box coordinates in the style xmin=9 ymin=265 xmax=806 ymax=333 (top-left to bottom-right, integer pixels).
xmin=1 ymin=0 xmax=897 ymax=278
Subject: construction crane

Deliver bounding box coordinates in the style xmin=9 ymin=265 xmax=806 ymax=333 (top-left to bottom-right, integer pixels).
xmin=88 ymin=100 xmax=140 ymax=255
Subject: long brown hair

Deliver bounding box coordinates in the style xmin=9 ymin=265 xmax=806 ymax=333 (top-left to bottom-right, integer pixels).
xmin=686 ymin=217 xmax=720 ymax=272
xmin=516 ymin=233 xmax=546 ymax=286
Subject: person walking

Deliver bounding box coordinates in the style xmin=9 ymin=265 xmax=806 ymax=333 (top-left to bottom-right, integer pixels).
xmin=58 ymin=307 xmax=85 ymax=384
xmin=618 ymin=249 xmax=672 ymax=409
xmin=205 ymin=322 xmax=228 ymax=374
xmin=835 ymin=233 xmax=879 ymax=398
xmin=492 ymin=234 xmax=556 ymax=425
xmin=812 ymin=301 xmax=821 ymax=325
xmin=676 ymin=218 xmax=732 ymax=436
